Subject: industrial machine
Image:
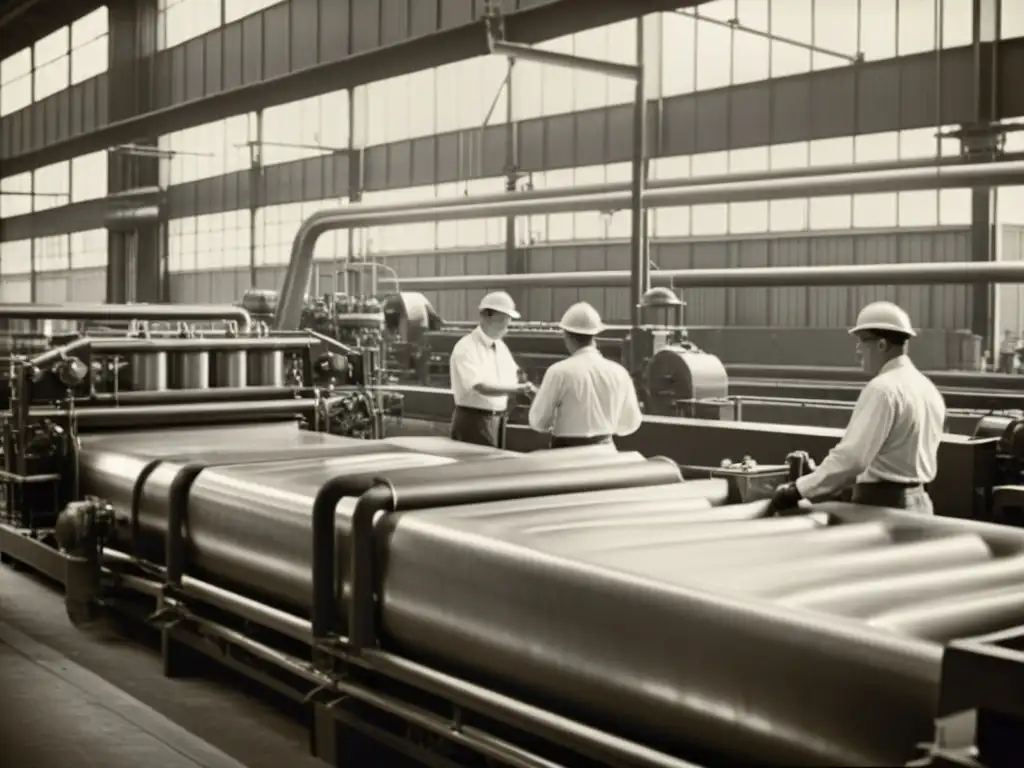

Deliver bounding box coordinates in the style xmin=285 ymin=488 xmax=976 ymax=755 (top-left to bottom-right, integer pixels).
xmin=0 ymin=409 xmax=1021 ymax=767
xmin=972 ymin=415 xmax=1024 ymax=528
xmin=0 ymin=302 xmax=401 ymax=534
xmin=241 ymin=288 xmax=389 ymax=351
xmin=382 ymin=287 xmax=729 ymax=419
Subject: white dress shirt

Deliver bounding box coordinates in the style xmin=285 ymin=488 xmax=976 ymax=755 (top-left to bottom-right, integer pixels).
xmin=449 ymin=326 xmax=520 ymax=411
xmin=795 ymin=356 xmax=946 ymax=500
xmin=528 ymin=346 xmax=643 ymax=438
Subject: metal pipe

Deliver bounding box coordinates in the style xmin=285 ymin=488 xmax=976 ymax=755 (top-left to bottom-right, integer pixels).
xmin=90 ymin=385 xmax=301 ymax=406
xmin=363 ymin=650 xmax=698 ymax=768
xmin=0 ymin=303 xmax=253 ymax=332
xmin=90 ymin=337 xmax=311 ymax=353
xmin=182 ymin=616 xmax=632 ymax=768
xmin=276 ymin=160 xmax=1024 ymax=329
xmin=629 ymin=18 xmax=647 ymax=329
xmin=28 ymin=337 xmax=91 ymax=368
xmin=25 ymin=399 xmax=314 ymax=429
xmin=488 ymin=38 xmax=641 ymax=80
xmin=398 ymin=260 xmax=1024 ymax=291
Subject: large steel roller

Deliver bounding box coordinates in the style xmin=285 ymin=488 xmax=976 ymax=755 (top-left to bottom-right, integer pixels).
xmin=149 ymin=450 xmax=683 ymax=615
xmin=714 ymin=534 xmax=992 ymax=597
xmin=74 ymin=426 xmax=1024 ymax=767
xmin=783 ymin=555 xmax=1024 ymax=617
xmin=378 ymin=505 xmax=945 ymax=766
xmin=867 ymin=585 xmax=1024 ymax=642
xmin=598 ymin=520 xmax=894 ymax=579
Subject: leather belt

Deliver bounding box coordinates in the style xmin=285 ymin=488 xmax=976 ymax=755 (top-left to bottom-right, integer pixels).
xmin=860 ymin=480 xmax=924 ymax=490
xmin=550 ymin=435 xmax=612 ymax=449
xmin=455 ymin=405 xmax=504 ymax=417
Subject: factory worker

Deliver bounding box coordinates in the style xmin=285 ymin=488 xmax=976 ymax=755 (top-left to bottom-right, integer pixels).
xmin=770 ymin=301 xmax=946 ymax=515
xmin=528 ymin=302 xmax=643 ymax=449
xmin=449 ymin=291 xmax=535 ymax=448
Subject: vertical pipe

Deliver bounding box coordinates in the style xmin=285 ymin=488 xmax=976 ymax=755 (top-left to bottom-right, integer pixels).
xmin=505 ymin=56 xmax=521 ymax=311
xmin=29 ymin=44 xmax=37 ymax=305
xmin=629 ymin=17 xmax=647 ymax=331
xmin=249 ymin=110 xmax=262 ymax=289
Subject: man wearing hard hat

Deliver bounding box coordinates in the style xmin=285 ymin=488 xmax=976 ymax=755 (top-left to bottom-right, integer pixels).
xmin=448 ymin=291 xmax=535 ymax=447
xmin=528 ymin=302 xmax=642 ymax=449
xmin=771 ymin=301 xmax=946 ymax=514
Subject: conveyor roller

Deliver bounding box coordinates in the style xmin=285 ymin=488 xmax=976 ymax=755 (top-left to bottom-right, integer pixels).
xmin=58 ymin=426 xmax=1024 ymax=767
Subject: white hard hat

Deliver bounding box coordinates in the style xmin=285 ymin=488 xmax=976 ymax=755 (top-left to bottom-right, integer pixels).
xmin=558 ymin=302 xmax=605 ymax=336
xmin=849 ymin=301 xmax=917 ymax=338
xmin=479 ymin=291 xmax=520 ymax=319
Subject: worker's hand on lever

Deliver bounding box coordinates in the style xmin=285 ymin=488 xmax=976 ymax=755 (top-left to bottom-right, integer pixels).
xmin=769 ymin=482 xmax=805 ymax=516
xmin=519 ymin=381 xmax=538 ymax=398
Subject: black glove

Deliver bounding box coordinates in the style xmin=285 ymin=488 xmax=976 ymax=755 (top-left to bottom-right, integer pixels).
xmin=770 ymin=482 xmax=804 ymax=515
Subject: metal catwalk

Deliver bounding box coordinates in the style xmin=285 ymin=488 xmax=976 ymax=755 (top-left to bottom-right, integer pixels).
xmin=0 ymin=566 xmax=324 ymax=768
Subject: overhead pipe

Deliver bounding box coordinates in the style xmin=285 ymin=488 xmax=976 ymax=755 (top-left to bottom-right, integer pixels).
xmin=300 ymin=151 xmax=1024 ymax=232
xmin=89 ymin=337 xmax=312 ymax=353
xmin=276 ymin=160 xmax=1024 ymax=329
xmin=26 ymin=399 xmax=314 ymax=430
xmin=0 ymin=303 xmax=253 ymax=333
xmin=398 ymin=260 xmax=1024 ymax=290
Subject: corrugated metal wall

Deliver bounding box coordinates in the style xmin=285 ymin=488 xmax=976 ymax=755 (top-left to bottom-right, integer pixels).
xmin=997 ymin=224 xmax=1024 ymax=335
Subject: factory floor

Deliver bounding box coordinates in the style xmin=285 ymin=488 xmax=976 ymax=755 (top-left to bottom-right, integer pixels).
xmin=0 ymin=564 xmax=325 ymax=768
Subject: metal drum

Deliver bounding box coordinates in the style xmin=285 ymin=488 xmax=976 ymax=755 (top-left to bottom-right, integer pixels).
xmin=171 ymin=351 xmax=210 ymax=389
xmin=248 ymin=350 xmax=285 ymax=387
xmin=212 ymin=350 xmax=248 ymax=388
xmin=130 ymin=351 xmax=169 ymax=391
xmin=646 ymin=347 xmax=729 ymax=418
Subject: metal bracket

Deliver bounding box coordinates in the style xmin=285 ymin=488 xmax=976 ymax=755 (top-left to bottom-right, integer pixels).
xmin=146 ymin=605 xmax=182 ymax=630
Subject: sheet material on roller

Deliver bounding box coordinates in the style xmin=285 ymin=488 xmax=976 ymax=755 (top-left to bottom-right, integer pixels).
xmin=162 ymin=449 xmax=677 ymax=614
xmin=375 ymin=500 xmax=1023 ymax=767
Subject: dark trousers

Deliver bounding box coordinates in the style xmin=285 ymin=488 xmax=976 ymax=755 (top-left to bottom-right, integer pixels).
xmin=549 ymin=435 xmax=613 ymax=449
xmin=450 ymin=406 xmax=506 ymax=448
xmin=852 ymin=482 xmax=934 ymax=515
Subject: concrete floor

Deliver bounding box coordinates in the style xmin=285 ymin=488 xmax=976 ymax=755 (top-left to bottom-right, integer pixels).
xmin=0 ymin=564 xmax=325 ymax=768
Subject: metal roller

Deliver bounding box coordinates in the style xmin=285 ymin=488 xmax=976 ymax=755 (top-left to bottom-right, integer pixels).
xmin=248 ymin=349 xmax=286 ymax=387
xmin=423 ymin=482 xmax=723 ymax=528
xmin=717 ymin=534 xmax=993 ymax=598
xmin=170 ymin=349 xmax=210 ymax=390
xmin=30 ymin=400 xmax=315 ymax=430
xmin=130 ymin=350 xmax=168 ymax=391
xmin=93 ymin=386 xmax=292 ymax=405
xmin=77 ymin=426 xmax=371 ymax=528
xmin=114 ymin=450 xmax=679 ymax=612
xmin=378 ymin=508 xmax=942 ymax=766
xmin=781 ymin=555 xmax=1024 ymax=617
xmin=546 ymin=515 xmax=822 ymax=558
xmin=146 ymin=451 xmax=457 ymax=574
xmin=652 ymin=520 xmax=895 ymax=573
xmin=211 ymin=351 xmax=248 ymax=388
xmin=867 ymin=585 xmax=1024 ymax=643
xmin=74 ymin=426 xmax=1024 ymax=767
xmin=92 ymin=337 xmax=313 ymax=353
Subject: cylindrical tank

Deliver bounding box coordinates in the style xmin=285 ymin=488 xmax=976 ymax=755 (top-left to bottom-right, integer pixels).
xmin=171 ymin=351 xmax=210 ymax=389
xmin=248 ymin=350 xmax=285 ymax=387
xmin=212 ymin=350 xmax=248 ymax=388
xmin=130 ymin=352 xmax=169 ymax=391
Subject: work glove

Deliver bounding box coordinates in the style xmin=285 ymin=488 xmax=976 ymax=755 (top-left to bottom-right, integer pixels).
xmin=769 ymin=482 xmax=804 ymax=516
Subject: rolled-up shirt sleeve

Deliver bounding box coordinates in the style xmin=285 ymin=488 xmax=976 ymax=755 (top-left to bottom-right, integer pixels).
xmin=616 ymin=369 xmax=643 ymax=436
xmin=528 ymin=367 xmax=562 ymax=433
xmin=795 ymin=383 xmax=896 ymax=500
